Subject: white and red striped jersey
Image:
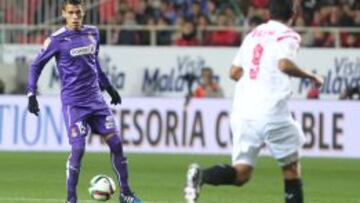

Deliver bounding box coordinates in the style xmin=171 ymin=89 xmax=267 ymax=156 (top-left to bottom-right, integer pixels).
xmin=231 ymin=20 xmax=301 ymax=121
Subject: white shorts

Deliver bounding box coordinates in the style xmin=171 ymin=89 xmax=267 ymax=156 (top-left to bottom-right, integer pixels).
xmin=231 ymin=118 xmax=304 ymax=167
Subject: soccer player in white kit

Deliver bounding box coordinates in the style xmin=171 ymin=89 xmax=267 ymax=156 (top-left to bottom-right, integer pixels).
xmin=184 ymin=0 xmax=323 ymax=203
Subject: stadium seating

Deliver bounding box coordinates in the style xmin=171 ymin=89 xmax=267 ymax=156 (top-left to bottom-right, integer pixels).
xmin=0 ymin=0 xmax=359 ymax=46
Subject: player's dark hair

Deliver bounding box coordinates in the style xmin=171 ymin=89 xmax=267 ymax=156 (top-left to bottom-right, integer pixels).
xmin=62 ymin=0 xmax=84 ymax=10
xmin=61 ymin=0 xmax=85 ymax=24
xmin=201 ymin=66 xmax=214 ymax=76
xmin=202 ymin=67 xmax=213 ymax=75
xmin=269 ymin=0 xmax=293 ymax=21
xmin=249 ymin=15 xmax=263 ymax=26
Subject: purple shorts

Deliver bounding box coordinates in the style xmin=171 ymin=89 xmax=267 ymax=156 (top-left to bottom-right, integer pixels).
xmin=62 ymin=103 xmax=117 ymax=146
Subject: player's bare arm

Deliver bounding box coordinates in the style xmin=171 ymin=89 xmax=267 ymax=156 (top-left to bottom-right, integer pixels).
xmin=229 ymin=65 xmax=243 ymax=81
xmin=278 ymin=58 xmax=324 ymax=88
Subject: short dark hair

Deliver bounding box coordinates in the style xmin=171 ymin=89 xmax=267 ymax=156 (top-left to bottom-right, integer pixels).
xmin=62 ymin=0 xmax=84 ymax=10
xmin=249 ymin=16 xmax=263 ymax=26
xmin=269 ymin=0 xmax=293 ymax=21
xmin=202 ymin=67 xmax=213 ymax=75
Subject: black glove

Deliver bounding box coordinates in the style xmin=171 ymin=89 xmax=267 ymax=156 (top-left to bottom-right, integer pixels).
xmin=28 ymin=95 xmax=40 ymax=116
xmin=106 ymin=86 xmax=122 ymax=105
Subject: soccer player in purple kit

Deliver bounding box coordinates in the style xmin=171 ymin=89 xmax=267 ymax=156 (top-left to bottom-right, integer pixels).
xmin=26 ymin=1 xmax=144 ymax=203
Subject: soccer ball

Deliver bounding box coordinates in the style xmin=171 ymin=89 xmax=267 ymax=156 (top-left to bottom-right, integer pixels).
xmin=88 ymin=175 xmax=116 ymax=201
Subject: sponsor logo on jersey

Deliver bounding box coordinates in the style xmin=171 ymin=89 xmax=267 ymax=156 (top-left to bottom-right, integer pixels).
xmin=70 ymin=44 xmax=96 ymax=57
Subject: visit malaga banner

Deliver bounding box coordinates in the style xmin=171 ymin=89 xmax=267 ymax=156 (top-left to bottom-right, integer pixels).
xmin=3 ymin=46 xmax=360 ymax=99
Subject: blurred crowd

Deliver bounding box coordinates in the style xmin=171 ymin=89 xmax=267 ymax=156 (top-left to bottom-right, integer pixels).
xmin=0 ymin=0 xmax=359 ymax=47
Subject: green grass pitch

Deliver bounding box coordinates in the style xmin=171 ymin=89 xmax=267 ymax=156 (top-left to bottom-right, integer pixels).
xmin=0 ymin=152 xmax=359 ymax=203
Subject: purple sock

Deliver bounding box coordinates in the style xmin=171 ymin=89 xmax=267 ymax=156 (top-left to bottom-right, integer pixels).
xmin=66 ymin=148 xmax=84 ymax=202
xmin=107 ymin=135 xmax=131 ymax=194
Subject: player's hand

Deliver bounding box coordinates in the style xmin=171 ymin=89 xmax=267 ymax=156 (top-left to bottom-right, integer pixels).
xmin=28 ymin=95 xmax=40 ymax=116
xmin=106 ymin=86 xmax=122 ymax=105
xmin=311 ymin=74 xmax=324 ymax=88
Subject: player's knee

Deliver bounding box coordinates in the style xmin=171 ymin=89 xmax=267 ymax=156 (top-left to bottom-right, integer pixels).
xmin=282 ymin=161 xmax=301 ymax=179
xmin=106 ymin=134 xmax=124 ymax=155
xmin=233 ymin=172 xmax=251 ymax=186
xmin=233 ymin=165 xmax=253 ymax=187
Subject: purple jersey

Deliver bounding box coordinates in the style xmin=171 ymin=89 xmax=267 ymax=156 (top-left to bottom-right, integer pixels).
xmin=27 ymin=25 xmax=111 ymax=106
